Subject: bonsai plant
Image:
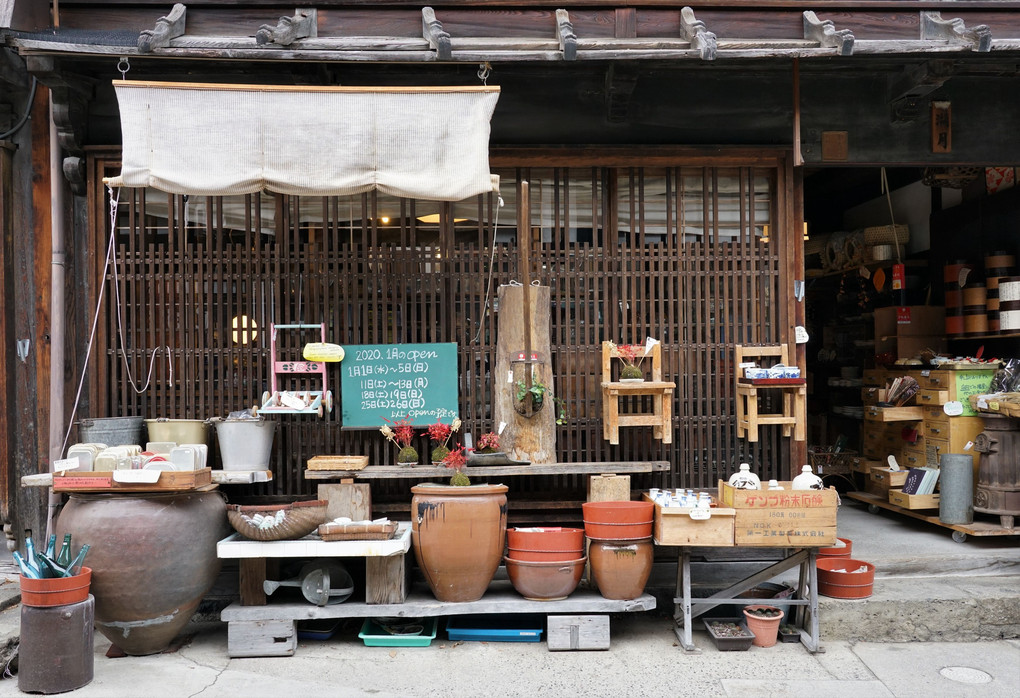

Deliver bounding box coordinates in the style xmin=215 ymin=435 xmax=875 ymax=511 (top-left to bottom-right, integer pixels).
xmin=475 ymin=431 xmax=501 ymax=454
xmin=424 ymin=418 xmax=461 ymax=464
xmin=609 ymin=341 xmax=648 ymax=380
xmin=442 ymin=444 xmax=470 ymax=486
xmin=380 ymin=415 xmax=418 ymax=465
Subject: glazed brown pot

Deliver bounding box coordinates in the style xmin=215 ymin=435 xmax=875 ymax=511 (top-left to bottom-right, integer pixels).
xmin=411 ymin=483 xmax=508 ymax=602
xmin=55 ymin=491 xmax=228 ymax=655
xmin=504 ymin=556 xmax=586 ymax=601
xmin=587 ymin=537 xmax=653 ymax=600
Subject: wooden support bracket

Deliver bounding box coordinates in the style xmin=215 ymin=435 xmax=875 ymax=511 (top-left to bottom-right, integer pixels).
xmin=803 ymin=11 xmax=854 ymax=57
xmin=137 ymin=3 xmax=187 ymax=53
xmin=679 ymin=7 xmax=716 ymax=61
xmin=888 ymin=60 xmax=954 ymax=122
xmin=555 ymin=9 xmax=577 ymax=62
xmin=920 ymin=11 xmax=991 ymax=53
xmin=422 ymin=7 xmax=452 ymax=61
xmin=256 ymin=8 xmax=317 ymax=47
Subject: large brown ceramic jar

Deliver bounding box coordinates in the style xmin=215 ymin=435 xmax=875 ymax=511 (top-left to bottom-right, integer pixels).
xmin=55 ymin=491 xmax=228 ymax=655
xmin=411 ymin=483 xmax=508 ymax=602
xmin=587 ymin=537 xmax=654 ymax=600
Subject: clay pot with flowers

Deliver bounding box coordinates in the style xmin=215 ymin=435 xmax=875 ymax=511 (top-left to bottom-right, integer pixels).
xmin=410 ymin=443 xmax=508 ymax=602
xmin=380 ymin=415 xmax=418 ymax=465
xmin=424 ymin=418 xmax=461 ymax=464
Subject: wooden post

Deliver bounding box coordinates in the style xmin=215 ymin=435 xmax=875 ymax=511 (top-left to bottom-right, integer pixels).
xmin=318 ymin=481 xmax=371 ymax=521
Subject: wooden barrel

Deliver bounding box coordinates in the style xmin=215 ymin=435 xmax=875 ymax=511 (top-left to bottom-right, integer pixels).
xmin=963 ymin=305 xmax=988 ymax=335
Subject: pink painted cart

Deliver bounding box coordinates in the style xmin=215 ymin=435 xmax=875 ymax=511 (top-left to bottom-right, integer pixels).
xmin=259 ymin=323 xmax=333 ymax=417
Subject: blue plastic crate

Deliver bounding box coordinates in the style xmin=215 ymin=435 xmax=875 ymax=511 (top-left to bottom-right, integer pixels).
xmin=446 ymin=615 xmax=544 ymax=642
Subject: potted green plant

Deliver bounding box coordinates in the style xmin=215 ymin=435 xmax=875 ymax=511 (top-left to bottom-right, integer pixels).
xmin=514 ymin=378 xmax=547 ymax=411
xmin=380 ymin=415 xmax=418 ymax=465
xmin=743 ymin=604 xmax=784 ymax=647
xmin=424 ymin=418 xmax=461 ymax=464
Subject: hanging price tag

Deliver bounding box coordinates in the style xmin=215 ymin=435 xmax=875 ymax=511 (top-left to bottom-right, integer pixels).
xmin=891 ymin=263 xmax=905 ymax=291
xmin=896 ymin=307 xmax=912 ymax=325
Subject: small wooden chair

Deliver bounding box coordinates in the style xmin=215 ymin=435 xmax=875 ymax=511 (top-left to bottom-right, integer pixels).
xmin=734 ymin=344 xmax=806 ymax=442
xmin=600 ymin=341 xmax=676 ymax=445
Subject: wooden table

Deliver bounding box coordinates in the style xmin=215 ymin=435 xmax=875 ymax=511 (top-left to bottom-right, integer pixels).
xmin=304 ymin=461 xmax=669 ymax=480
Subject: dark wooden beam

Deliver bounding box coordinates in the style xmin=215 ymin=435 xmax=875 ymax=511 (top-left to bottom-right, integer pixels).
xmin=137 ymin=3 xmax=187 ymax=54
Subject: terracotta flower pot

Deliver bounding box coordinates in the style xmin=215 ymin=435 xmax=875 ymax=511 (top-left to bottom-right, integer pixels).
xmin=411 ymin=483 xmax=508 ymax=602
xmin=743 ymin=604 xmax=784 ymax=648
xmin=582 ymin=500 xmax=654 ymax=540
xmin=504 ymin=556 xmax=586 ymax=601
xmin=506 ymin=527 xmax=585 ymax=562
xmin=587 ymin=537 xmax=653 ymax=600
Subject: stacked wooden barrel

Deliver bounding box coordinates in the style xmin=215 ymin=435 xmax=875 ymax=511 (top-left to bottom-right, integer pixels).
xmin=989 ymin=251 xmax=1019 ymax=333
xmin=943 ymin=260 xmax=973 ymax=337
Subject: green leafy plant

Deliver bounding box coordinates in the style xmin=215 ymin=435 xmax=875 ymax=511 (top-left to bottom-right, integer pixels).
xmin=515 ymin=378 xmax=546 ymax=407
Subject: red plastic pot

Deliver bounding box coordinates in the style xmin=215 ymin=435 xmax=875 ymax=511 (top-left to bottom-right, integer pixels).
xmin=20 ymin=567 xmax=92 ymax=608
xmin=582 ymin=501 xmax=654 ymax=541
xmin=507 ymin=527 xmax=585 ymax=561
xmin=816 ymin=558 xmax=875 ymax=599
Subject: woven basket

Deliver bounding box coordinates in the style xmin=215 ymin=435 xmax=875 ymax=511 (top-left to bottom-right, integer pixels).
xmin=808 ymin=448 xmax=858 ymax=476
xmin=863 ymin=224 xmax=909 ymax=246
xmin=228 ymin=499 xmax=328 ymax=541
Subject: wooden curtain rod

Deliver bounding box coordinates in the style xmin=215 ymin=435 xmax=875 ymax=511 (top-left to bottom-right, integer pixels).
xmin=112 ymin=80 xmax=500 ymax=94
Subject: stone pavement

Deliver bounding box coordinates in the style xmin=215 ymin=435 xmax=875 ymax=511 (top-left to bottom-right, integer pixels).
xmin=0 ymin=499 xmax=1016 ymax=696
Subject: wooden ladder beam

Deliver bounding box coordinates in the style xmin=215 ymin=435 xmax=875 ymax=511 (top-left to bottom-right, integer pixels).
xmin=920 ymin=11 xmax=991 ymax=53
xmin=422 ymin=7 xmax=452 ymax=61
xmin=256 ymin=8 xmax=317 ymax=47
xmin=679 ymin=7 xmax=717 ymax=61
xmin=137 ymin=3 xmax=187 ymax=53
xmin=803 ymin=11 xmax=854 ymax=57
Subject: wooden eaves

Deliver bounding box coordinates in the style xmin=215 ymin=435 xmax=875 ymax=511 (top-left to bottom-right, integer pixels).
xmin=5 ymin=5 xmax=1003 ymax=62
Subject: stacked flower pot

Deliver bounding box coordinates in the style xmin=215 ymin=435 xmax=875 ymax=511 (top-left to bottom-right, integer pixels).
xmin=581 ymin=500 xmax=655 ymax=600
xmin=504 ymin=527 xmax=586 ymax=601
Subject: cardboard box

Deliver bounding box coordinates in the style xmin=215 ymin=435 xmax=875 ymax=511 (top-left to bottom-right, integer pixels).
xmin=888 ymin=490 xmax=940 ymax=510
xmin=874 ymin=306 xmax=946 ymax=358
xmin=643 ymin=494 xmax=735 ymax=546
xmin=718 ymin=481 xmax=837 ymax=547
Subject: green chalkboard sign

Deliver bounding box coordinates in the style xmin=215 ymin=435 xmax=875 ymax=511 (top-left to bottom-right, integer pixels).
xmin=339 ymin=343 xmax=459 ymax=428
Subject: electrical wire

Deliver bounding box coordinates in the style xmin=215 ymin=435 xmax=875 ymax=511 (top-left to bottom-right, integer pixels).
xmin=0 ymin=76 xmax=39 ymax=140
xmin=470 ymin=193 xmax=504 ymax=344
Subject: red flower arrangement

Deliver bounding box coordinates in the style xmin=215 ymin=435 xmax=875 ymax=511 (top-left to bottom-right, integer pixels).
xmin=381 ymin=415 xmax=418 ymax=464
xmin=442 ymin=444 xmax=471 ymax=486
xmin=424 ymin=418 xmax=461 ymax=463
xmin=476 ymin=431 xmax=501 ymax=453
xmin=608 ymin=341 xmax=647 ymax=380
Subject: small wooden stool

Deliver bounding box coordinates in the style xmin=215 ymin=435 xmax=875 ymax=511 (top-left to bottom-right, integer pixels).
xmin=734 ymin=344 xmax=806 ymax=442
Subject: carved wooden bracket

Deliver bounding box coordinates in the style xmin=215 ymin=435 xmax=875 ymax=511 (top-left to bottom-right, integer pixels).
xmin=137 ymin=3 xmax=187 ymax=53
xmin=803 ymin=11 xmax=854 ymax=56
xmin=920 ymin=11 xmax=991 ymax=52
xmin=256 ymin=8 xmax=317 ymax=47
xmin=555 ymin=10 xmax=577 ymax=62
xmin=422 ymin=7 xmax=452 ymax=61
xmin=888 ymin=60 xmax=954 ymax=122
xmin=680 ymin=7 xmax=716 ymax=61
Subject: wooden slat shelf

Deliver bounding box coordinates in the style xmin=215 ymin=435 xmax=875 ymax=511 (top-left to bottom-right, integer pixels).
xmin=304 ymin=461 xmax=669 ymax=480
xmin=847 ymin=492 xmax=1020 ymax=540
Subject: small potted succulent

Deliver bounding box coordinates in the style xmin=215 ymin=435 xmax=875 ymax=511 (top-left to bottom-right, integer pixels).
xmin=424 ymin=418 xmax=461 ymax=464
xmin=743 ymin=604 xmax=784 ymax=648
xmin=380 ymin=415 xmax=418 ymax=465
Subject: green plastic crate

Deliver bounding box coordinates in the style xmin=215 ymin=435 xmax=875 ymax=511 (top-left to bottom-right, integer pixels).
xmin=359 ymin=617 xmax=438 ymax=647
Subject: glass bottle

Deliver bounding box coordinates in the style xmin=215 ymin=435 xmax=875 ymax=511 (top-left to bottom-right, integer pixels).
xmin=66 ymin=544 xmax=91 ymax=577
xmin=57 ymin=533 xmax=73 ymax=567
xmin=44 ymin=533 xmax=57 ymax=560
xmin=24 ymin=536 xmax=42 ymax=576
xmin=13 ymin=551 xmax=42 ymax=579
xmin=35 ymin=554 xmax=68 ymax=578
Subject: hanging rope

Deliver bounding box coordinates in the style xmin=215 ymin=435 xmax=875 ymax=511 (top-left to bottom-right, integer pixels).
xmin=470 ymin=193 xmax=504 ymax=344
xmin=880 ymin=167 xmax=902 ymax=264
xmin=61 ymin=186 xmax=172 ymax=456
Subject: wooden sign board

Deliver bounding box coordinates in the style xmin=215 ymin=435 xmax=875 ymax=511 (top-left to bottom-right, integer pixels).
xmin=339 ymin=343 xmax=459 ymax=428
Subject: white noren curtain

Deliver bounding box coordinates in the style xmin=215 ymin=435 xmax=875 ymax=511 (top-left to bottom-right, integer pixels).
xmin=108 ymin=81 xmax=501 ymax=201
